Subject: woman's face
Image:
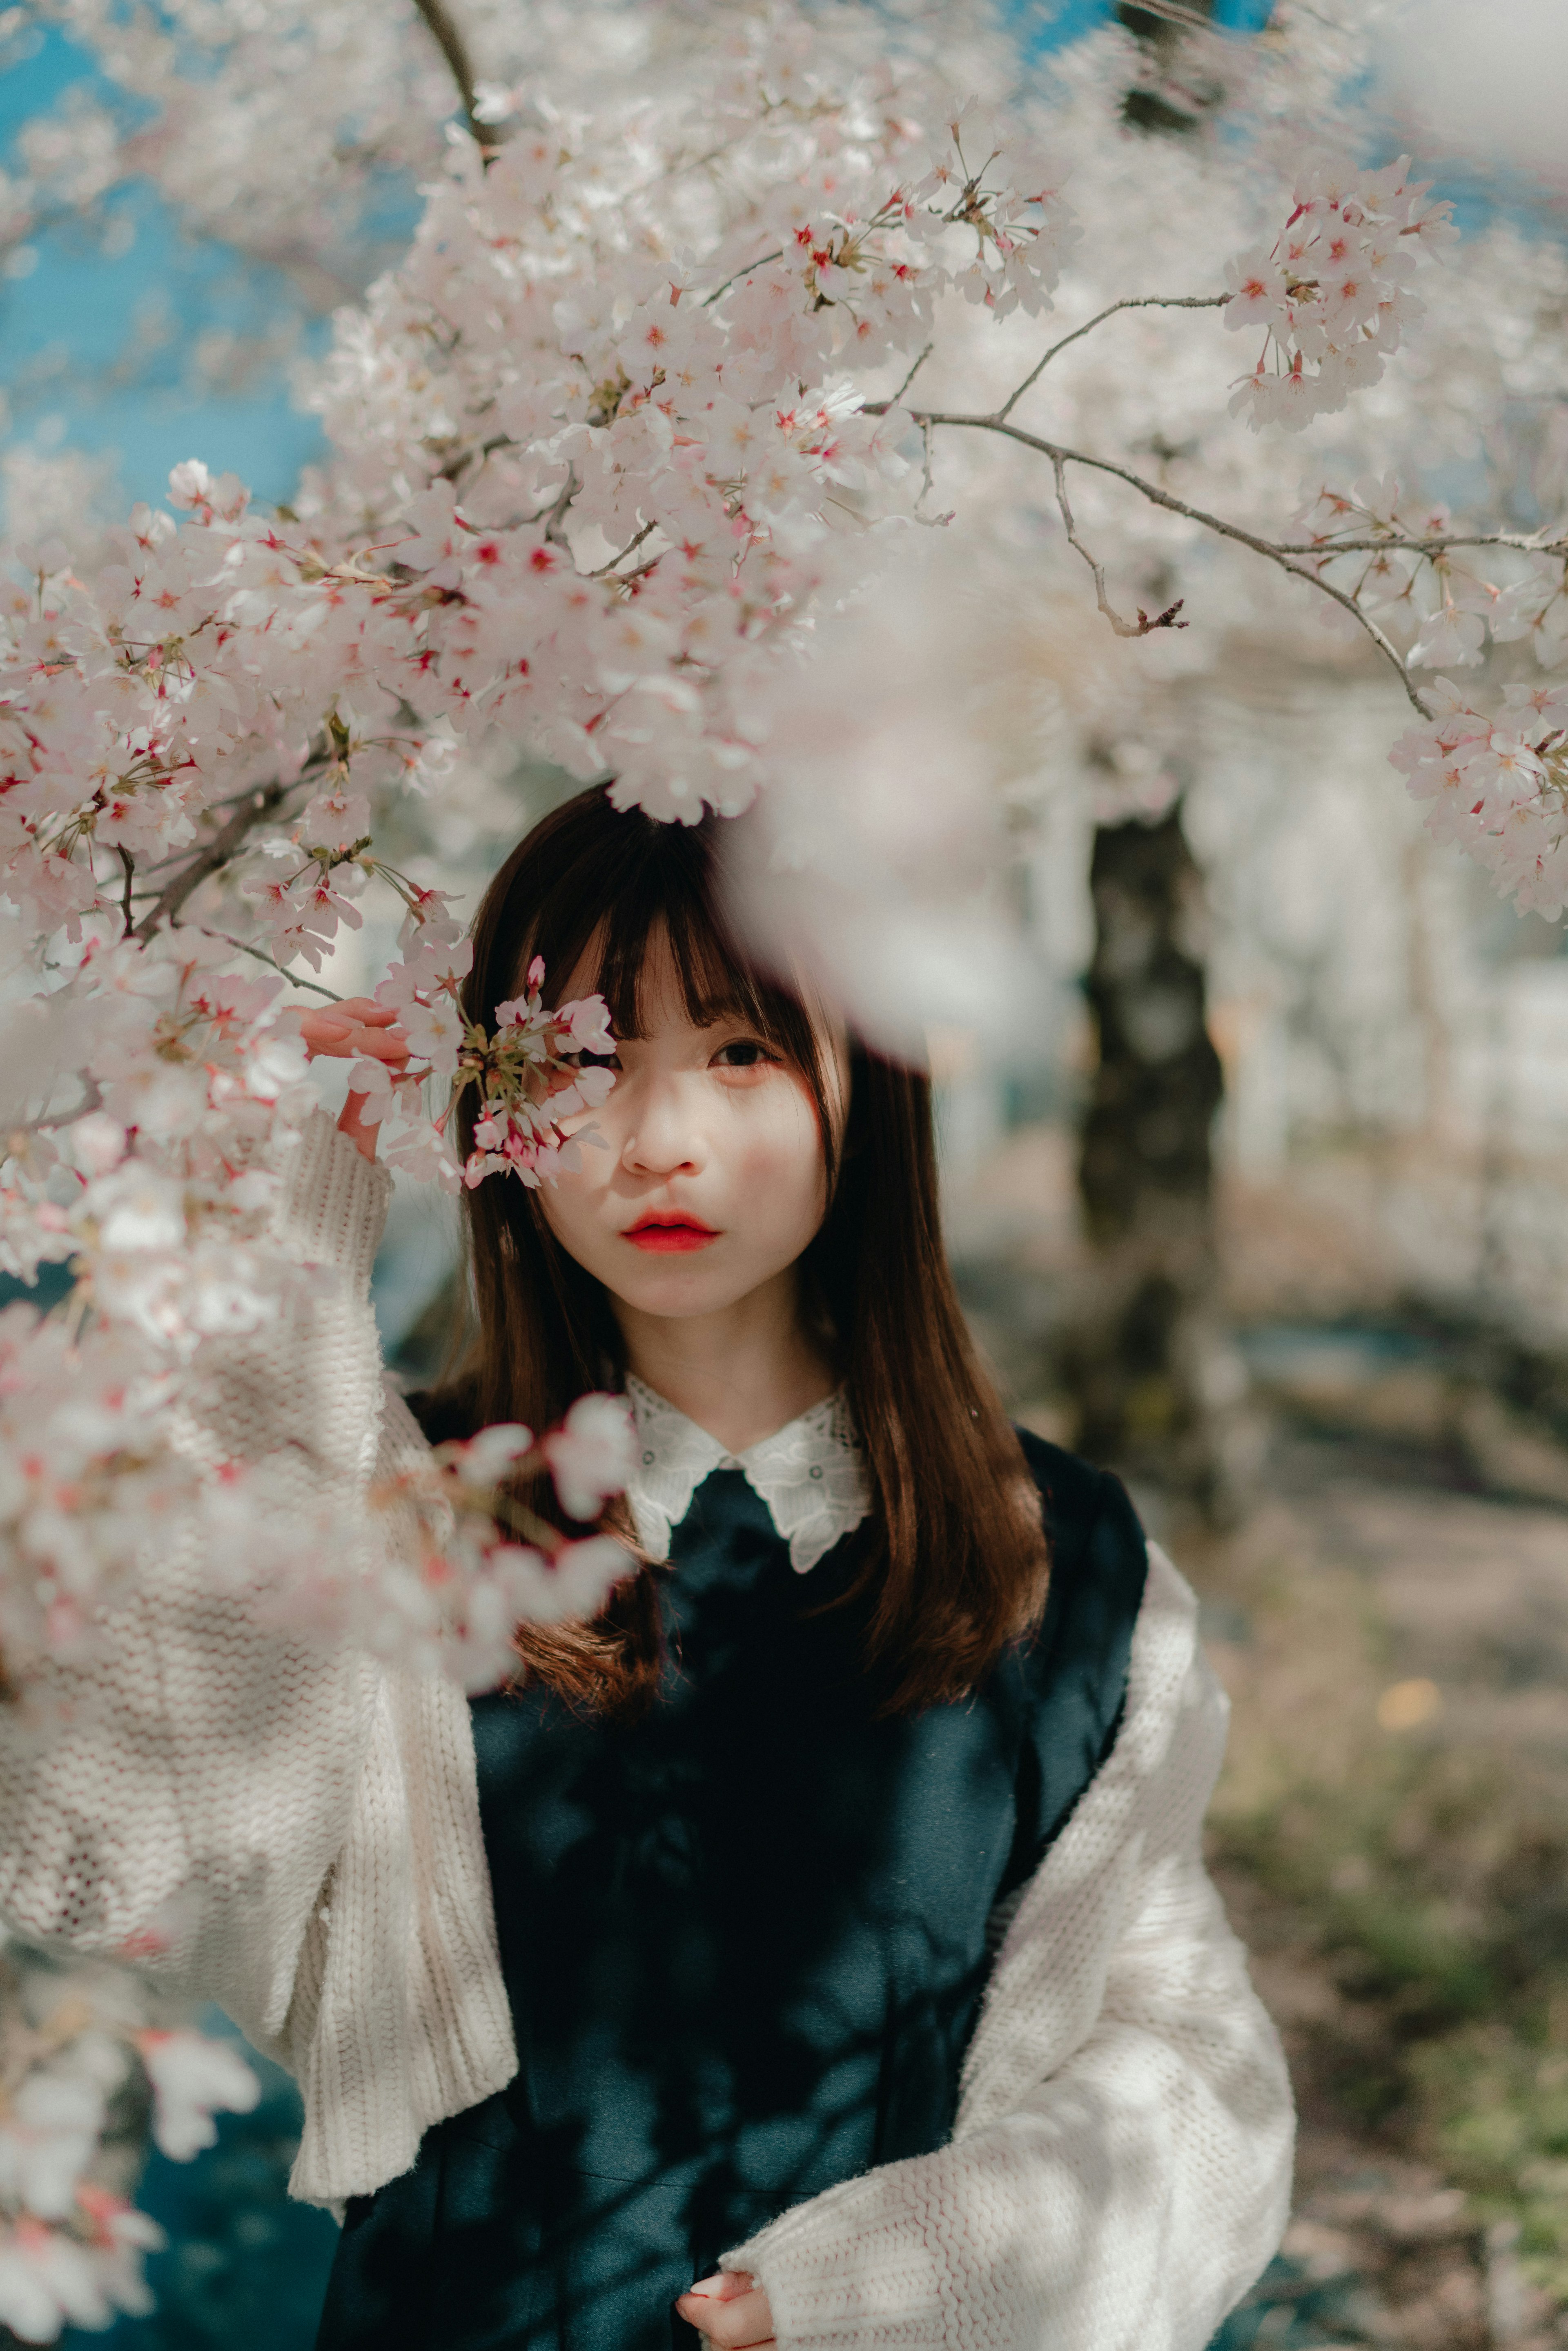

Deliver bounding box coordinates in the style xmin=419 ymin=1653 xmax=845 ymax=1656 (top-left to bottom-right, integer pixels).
xmin=537 ymin=930 xmax=839 ymax=1324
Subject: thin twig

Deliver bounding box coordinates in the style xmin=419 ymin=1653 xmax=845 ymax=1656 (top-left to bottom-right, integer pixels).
xmin=133 ymin=779 xmax=294 ymax=941
xmin=115 ymin=847 xmax=135 ymax=940
xmin=1274 ymin=531 xmax=1568 ymax=558
xmin=410 ymin=0 xmax=483 ymax=144
xmin=193 ymin=929 xmax=343 ymax=1002
xmin=889 ymin=342 xmax=935 ymax=407
xmin=590 ymin=521 xmax=656 ymax=577
xmin=543 ymin=466 xmax=579 ymax=549
xmin=998 ymin=294 xmax=1229 ymax=421
xmin=874 ymin=401 xmax=1431 ymax=714
xmin=20 ymin=1078 xmax=105 ymax=1135
xmin=703 ymin=250 xmax=785 ymax=308
xmin=1051 ymin=455 xmax=1186 ymax=638
xmin=437 ymin=430 xmax=520 ymax=487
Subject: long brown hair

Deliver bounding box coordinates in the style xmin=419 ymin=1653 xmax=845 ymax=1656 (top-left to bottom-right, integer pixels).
xmin=438 ymin=782 xmax=1049 ymax=1716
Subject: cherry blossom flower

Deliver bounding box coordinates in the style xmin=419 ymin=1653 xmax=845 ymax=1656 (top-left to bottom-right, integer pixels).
xmin=543 ymin=1394 xmax=639 ymax=1524
xmin=134 ymin=2030 xmax=261 ymax=2163
xmin=1225 ymin=157 xmax=1454 ymax=430
xmin=0 ymin=2077 xmax=106 ymax=2224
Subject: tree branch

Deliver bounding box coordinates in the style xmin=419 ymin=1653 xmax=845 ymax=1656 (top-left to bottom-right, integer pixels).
xmin=543 ymin=466 xmax=579 ymax=549
xmin=889 ymin=342 xmax=935 ymax=406
xmin=703 ymin=250 xmax=785 ymax=308
xmin=115 ymin=847 xmax=135 ymax=940
xmin=133 ymin=779 xmax=295 ymax=940
xmin=410 ymin=0 xmax=482 ymax=145
xmin=998 ymin=294 xmax=1229 ymax=421
xmin=590 ymin=521 xmax=656 ymax=577
xmin=1051 ymin=455 xmax=1186 ymax=638
xmin=194 ymin=929 xmax=343 ymax=1001
xmin=870 ymin=401 xmax=1432 ymax=715
xmin=1274 ymin=531 xmax=1568 ymax=558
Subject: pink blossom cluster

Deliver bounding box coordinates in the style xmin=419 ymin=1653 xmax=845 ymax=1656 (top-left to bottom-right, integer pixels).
xmin=1224 ymin=158 xmax=1456 ymax=430
xmin=337 ymin=925 xmax=618 ymax=1191
xmin=296 ymin=31 xmax=1074 ymax=825
xmin=1290 ymin=474 xmax=1568 ymax=911
xmin=0 ymin=14 xmax=1077 ymax=1032
xmin=0 ymin=1307 xmax=194 ymax=1676
xmin=368 ymin=1395 xmax=639 ymax=1690
xmin=1296 ymin=474 xmax=1568 ymax=675
xmin=0 ymin=926 xmax=313 ymax=1334
xmin=0 ymin=1941 xmax=258 ymax=2345
xmin=458 ymin=958 xmax=617 ymax=1190
xmin=1392 ymin=679 xmax=1568 ymax=917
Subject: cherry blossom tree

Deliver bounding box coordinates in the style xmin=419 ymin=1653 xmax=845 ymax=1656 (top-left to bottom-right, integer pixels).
xmin=0 ymin=0 xmax=1561 ymax=2325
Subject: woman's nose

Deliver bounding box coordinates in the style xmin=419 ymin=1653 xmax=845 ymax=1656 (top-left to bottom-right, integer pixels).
xmin=618 ymin=1076 xmax=703 ymax=1177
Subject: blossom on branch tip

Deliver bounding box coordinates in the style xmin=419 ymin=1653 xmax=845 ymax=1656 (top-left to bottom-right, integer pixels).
xmin=1223 ymin=158 xmax=1452 ymax=431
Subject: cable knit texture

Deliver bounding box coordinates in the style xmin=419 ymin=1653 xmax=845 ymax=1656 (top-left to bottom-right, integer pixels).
xmin=0 ymin=1110 xmax=515 ymax=2204
xmin=0 ymin=1107 xmax=1294 ymax=2341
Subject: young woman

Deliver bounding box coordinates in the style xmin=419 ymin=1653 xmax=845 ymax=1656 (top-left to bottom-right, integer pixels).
xmin=0 ymin=785 xmax=1292 ymax=2351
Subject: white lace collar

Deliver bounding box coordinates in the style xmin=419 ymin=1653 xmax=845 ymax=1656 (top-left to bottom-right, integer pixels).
xmin=624 ymin=1373 xmax=872 ymax=1574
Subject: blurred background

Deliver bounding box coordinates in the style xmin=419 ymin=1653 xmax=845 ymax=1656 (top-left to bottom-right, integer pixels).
xmin=7 ymin=0 xmax=1568 ymax=2343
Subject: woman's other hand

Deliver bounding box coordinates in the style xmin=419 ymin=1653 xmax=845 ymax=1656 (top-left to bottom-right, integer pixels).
xmin=676 ymin=2270 xmax=775 ymax=2349
xmin=298 ymin=998 xmax=410 ymax=1162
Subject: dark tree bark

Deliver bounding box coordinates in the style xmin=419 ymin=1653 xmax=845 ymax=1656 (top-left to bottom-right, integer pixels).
xmin=1058 ymin=0 xmax=1250 ymax=1517
xmin=1064 ymin=803 xmax=1236 ymax=1513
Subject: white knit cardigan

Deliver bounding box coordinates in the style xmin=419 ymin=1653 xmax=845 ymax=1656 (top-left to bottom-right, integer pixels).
xmin=0 ymin=1112 xmax=1294 ymax=2351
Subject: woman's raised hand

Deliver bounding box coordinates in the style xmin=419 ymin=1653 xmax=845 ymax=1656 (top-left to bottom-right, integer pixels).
xmin=676 ymin=2271 xmax=775 ymax=2349
xmin=298 ymin=997 xmax=410 ymax=1163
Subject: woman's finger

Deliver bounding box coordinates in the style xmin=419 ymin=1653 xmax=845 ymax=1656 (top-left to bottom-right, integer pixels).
xmin=300 ymin=1010 xmax=409 ymax=1065
xmin=349 ymin=1026 xmax=410 ymax=1063
xmin=676 ymin=2280 xmax=775 ymax=2348
xmin=298 ymin=1013 xmax=353 ymax=1060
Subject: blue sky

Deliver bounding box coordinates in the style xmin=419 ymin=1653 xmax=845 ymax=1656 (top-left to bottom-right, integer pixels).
xmin=1 ymin=22 xmax=340 ymax=510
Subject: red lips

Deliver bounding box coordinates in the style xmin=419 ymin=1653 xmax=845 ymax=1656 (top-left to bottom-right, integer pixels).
xmin=624 ymin=1213 xmax=719 ymax=1254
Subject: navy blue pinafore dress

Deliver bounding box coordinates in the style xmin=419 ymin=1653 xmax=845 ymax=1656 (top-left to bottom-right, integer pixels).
xmin=313 ymin=1427 xmax=1148 ymax=2351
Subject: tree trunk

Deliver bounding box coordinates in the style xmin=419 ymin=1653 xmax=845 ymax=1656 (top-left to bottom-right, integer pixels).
xmin=1064 ymin=803 xmax=1237 ymax=1515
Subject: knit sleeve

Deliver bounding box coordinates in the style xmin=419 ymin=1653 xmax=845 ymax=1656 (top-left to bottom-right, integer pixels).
xmin=0 ymin=1109 xmax=396 ymax=2042
xmin=720 ymin=1547 xmax=1294 ymax=2351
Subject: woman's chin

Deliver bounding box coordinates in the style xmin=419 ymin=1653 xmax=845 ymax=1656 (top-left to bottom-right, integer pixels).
xmin=606 ymin=1266 xmax=747 ymax=1319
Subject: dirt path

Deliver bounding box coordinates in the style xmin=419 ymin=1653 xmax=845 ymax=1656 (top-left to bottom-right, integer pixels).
xmin=1183 ymin=1430 xmax=1568 ymax=2351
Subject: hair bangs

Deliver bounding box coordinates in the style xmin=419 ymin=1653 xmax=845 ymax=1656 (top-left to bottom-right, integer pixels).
xmin=500 ymin=800 xmax=813 ymax=1074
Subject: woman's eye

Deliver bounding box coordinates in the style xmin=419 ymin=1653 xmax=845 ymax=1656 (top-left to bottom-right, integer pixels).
xmin=712 ymin=1038 xmax=775 ymax=1070
xmin=559 ymin=1048 xmax=621 ymax=1070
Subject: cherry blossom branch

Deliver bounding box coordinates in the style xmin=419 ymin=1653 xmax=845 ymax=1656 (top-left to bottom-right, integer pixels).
xmin=20 ymin=1078 xmax=105 ymax=1134
xmin=194 ymin=929 xmax=344 ymax=1002
xmin=590 ymin=521 xmax=657 ymax=577
xmin=702 ymin=250 xmax=785 ymax=307
xmin=1051 ymin=455 xmax=1187 ymax=638
xmin=115 ymin=848 xmax=135 ymax=940
xmin=890 ymin=341 xmax=935 ymax=406
xmin=871 ymin=401 xmax=1431 ymax=713
xmin=1276 ymin=529 xmax=1568 ymax=557
xmin=410 ymin=0 xmax=483 ymax=145
xmin=997 ymin=293 xmax=1228 ymax=421
xmin=132 ymin=778 xmax=296 ymax=940
xmin=543 ymin=467 xmax=578 ymax=549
